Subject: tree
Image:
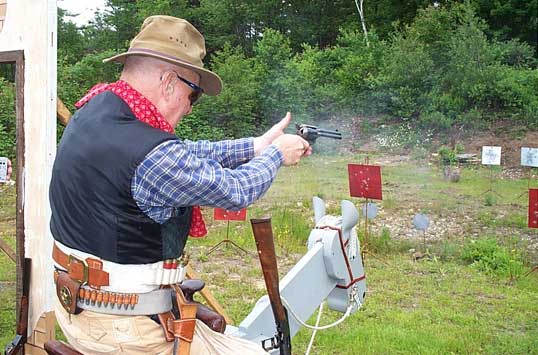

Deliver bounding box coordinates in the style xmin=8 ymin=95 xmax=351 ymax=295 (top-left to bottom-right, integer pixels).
xmin=354 ymin=0 xmax=369 ymax=46
xmin=472 ymin=0 xmax=538 ymax=54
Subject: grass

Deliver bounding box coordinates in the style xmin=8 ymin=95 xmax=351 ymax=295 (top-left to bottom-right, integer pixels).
xmin=0 ymin=183 xmax=16 ymax=347
xmin=1 ymin=155 xmax=538 ymax=353
xmin=292 ymin=256 xmax=538 ymax=354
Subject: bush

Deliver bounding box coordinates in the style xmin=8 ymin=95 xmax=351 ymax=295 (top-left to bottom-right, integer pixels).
xmin=462 ymin=238 xmax=525 ymax=277
xmin=58 ymin=50 xmax=121 ymax=113
xmin=378 ymin=33 xmax=435 ymax=119
xmin=438 ymin=145 xmax=458 ymax=166
xmin=190 ymin=44 xmax=264 ymax=139
xmin=420 ymin=111 xmax=453 ymax=131
xmin=366 ymin=228 xmax=413 ymax=255
xmin=0 ymin=78 xmax=16 ymax=158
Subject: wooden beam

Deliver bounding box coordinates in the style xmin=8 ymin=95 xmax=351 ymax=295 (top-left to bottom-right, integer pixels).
xmin=56 ymin=97 xmax=71 ymax=125
xmin=0 ymin=236 xmax=16 ymax=262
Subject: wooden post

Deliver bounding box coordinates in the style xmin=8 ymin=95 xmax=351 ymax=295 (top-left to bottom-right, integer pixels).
xmin=0 ymin=1 xmax=58 ymax=352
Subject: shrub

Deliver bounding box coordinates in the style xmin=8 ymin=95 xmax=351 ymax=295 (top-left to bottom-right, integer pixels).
xmin=438 ymin=146 xmax=458 ymax=166
xmin=192 ymin=44 xmax=264 ymax=139
xmin=366 ymin=228 xmax=413 ymax=255
xmin=0 ymin=78 xmax=16 ymax=158
xmin=420 ymin=111 xmax=453 ymax=131
xmin=484 ymin=193 xmax=496 ymax=206
xmin=462 ymin=238 xmax=525 ymax=277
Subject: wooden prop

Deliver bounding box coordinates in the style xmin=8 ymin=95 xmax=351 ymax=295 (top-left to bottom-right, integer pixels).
xmin=56 ymin=97 xmax=71 ymax=125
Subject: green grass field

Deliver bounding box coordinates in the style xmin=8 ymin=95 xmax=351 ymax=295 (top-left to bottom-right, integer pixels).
xmin=1 ymin=155 xmax=537 ymax=354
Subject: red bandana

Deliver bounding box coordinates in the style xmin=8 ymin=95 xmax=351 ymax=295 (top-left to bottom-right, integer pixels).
xmin=75 ymin=80 xmax=207 ymax=238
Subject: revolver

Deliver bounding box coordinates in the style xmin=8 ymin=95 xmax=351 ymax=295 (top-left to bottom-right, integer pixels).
xmin=295 ymin=124 xmax=342 ymax=144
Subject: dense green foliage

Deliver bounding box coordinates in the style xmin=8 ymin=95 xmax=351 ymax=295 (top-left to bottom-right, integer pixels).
xmin=462 ymin=238 xmax=525 ymax=277
xmin=0 ymin=78 xmax=15 ymax=158
xmin=39 ymin=1 xmax=538 ymax=144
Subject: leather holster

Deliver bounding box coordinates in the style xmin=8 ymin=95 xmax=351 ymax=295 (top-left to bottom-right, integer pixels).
xmin=175 ymin=280 xmax=226 ymax=333
xmin=55 ymin=271 xmax=82 ymax=314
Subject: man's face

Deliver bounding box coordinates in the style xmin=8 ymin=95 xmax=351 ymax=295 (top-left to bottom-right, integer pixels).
xmin=161 ymin=69 xmax=202 ymax=128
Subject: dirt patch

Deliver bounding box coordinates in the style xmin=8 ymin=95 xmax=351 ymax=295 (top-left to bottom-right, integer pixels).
xmin=458 ymin=130 xmax=538 ymax=168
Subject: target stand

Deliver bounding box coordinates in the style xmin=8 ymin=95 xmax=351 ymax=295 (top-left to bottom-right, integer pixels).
xmin=348 ymin=160 xmax=383 ymax=262
xmin=207 ymin=208 xmax=249 ymax=256
xmin=479 ymin=146 xmax=503 ymax=198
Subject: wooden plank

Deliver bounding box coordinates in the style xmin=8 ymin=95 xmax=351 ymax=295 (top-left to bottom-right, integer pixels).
xmin=26 ymin=312 xmax=55 ymax=352
xmin=57 ymin=97 xmax=71 ymax=125
xmin=186 ymin=265 xmax=233 ymax=325
xmin=0 ymin=236 xmax=16 ymax=262
xmin=24 ymin=344 xmax=47 ymax=355
xmin=15 ymin=49 xmax=26 ymax=341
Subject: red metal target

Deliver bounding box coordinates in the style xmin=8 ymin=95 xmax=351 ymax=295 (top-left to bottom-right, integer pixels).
xmin=348 ymin=164 xmax=383 ymax=200
xmin=529 ymin=189 xmax=538 ymax=229
xmin=214 ymin=208 xmax=247 ymax=221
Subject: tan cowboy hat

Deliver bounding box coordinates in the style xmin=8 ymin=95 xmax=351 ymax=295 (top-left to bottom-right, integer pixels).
xmin=103 ymin=16 xmax=222 ymax=96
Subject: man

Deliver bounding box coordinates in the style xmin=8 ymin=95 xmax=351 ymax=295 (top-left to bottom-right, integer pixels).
xmin=49 ymin=15 xmax=310 ymax=354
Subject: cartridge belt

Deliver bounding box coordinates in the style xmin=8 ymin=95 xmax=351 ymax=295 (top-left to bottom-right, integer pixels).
xmin=53 ymin=242 xmax=187 ymax=292
xmin=76 ymin=286 xmax=172 ymax=316
xmin=54 ymin=269 xmax=173 ymax=315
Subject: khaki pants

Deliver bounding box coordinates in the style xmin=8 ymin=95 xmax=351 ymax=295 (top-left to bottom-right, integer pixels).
xmin=55 ymin=298 xmax=268 ymax=355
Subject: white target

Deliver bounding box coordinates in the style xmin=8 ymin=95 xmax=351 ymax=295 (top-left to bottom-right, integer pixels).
xmin=521 ymin=147 xmax=538 ymax=168
xmin=481 ymin=146 xmax=502 ymax=166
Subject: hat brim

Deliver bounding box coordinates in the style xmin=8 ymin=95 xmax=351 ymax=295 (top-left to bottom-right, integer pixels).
xmin=103 ymin=50 xmax=223 ymax=96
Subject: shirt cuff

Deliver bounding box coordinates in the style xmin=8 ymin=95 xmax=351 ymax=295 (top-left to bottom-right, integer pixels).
xmin=266 ymin=144 xmax=285 ymax=166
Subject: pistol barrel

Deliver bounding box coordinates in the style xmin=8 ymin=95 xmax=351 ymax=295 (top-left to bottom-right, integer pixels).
xmin=317 ymin=129 xmax=342 ymax=140
xmin=296 ymin=123 xmax=342 ymax=143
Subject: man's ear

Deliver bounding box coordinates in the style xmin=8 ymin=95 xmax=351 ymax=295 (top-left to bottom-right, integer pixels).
xmin=160 ymin=72 xmax=175 ymax=99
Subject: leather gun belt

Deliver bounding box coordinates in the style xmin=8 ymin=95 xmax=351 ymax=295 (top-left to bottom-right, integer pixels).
xmin=52 ymin=243 xmax=109 ymax=289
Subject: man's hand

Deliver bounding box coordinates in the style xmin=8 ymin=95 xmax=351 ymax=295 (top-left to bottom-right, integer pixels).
xmin=272 ymin=134 xmax=311 ymax=166
xmin=254 ymin=112 xmax=293 ymax=155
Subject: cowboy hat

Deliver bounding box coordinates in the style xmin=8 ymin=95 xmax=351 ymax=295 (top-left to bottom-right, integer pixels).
xmin=103 ymin=16 xmax=222 ymax=96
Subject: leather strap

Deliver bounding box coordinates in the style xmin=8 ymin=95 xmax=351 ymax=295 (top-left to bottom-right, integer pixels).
xmin=171 ymin=284 xmax=197 ymax=355
xmin=53 ymin=243 xmax=109 ymax=288
xmin=167 ymin=317 xmax=196 ymax=343
xmin=158 ymin=311 xmax=176 ymax=342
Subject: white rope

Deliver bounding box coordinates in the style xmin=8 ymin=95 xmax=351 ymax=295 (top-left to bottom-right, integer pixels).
xmin=281 ymin=297 xmax=354 ymax=331
xmin=305 ymin=302 xmax=324 ymax=355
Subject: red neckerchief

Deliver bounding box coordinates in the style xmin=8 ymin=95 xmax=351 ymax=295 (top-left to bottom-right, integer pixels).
xmin=75 ymin=80 xmax=207 ymax=238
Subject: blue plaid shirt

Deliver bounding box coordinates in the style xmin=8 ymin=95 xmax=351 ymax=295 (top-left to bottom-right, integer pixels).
xmin=132 ymin=137 xmax=283 ymax=223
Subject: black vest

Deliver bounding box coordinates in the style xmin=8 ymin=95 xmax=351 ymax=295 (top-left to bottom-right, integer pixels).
xmin=50 ymin=91 xmax=192 ymax=264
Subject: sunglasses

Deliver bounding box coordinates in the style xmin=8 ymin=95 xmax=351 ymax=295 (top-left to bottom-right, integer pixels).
xmin=173 ymin=71 xmax=204 ymax=105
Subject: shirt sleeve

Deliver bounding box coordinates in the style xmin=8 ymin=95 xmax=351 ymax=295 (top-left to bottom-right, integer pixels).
xmin=183 ymin=137 xmax=255 ymax=169
xmin=132 ymin=139 xmax=283 ymax=222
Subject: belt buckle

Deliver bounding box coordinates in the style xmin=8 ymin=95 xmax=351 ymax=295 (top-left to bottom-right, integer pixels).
xmin=68 ymin=254 xmax=89 ymax=285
